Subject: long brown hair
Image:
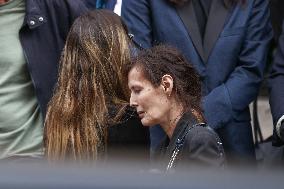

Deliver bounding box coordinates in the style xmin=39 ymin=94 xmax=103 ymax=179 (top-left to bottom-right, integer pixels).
xmin=44 ymin=10 xmax=132 ymax=161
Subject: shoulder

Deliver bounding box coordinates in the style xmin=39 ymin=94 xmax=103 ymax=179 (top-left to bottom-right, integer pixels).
xmin=36 ymin=0 xmax=88 ymax=32
xmin=184 ymin=126 xmax=223 ymax=152
xmin=38 ymin=0 xmax=87 ymax=17
xmin=178 ymin=125 xmax=225 ymax=167
xmin=39 ymin=0 xmax=86 ymax=7
xmin=187 ymin=126 xmax=219 ymax=141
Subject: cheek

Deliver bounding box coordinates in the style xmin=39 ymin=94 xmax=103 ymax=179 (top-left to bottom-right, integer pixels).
xmin=147 ymin=98 xmax=170 ymax=119
xmin=149 ymin=112 xmax=164 ymax=123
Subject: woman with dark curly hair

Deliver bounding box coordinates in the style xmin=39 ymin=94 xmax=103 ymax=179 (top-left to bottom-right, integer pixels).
xmin=127 ymin=45 xmax=225 ymax=171
xmin=122 ymin=0 xmax=273 ymax=165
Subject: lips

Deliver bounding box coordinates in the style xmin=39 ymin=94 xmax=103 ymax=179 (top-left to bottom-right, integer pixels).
xmin=137 ymin=111 xmax=145 ymax=119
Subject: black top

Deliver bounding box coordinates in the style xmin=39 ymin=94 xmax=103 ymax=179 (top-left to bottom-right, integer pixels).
xmin=152 ymin=112 xmax=225 ymax=171
xmin=192 ymin=0 xmax=212 ymax=43
xmin=106 ymin=107 xmax=150 ymax=161
xmin=107 ymin=117 xmax=150 ymax=161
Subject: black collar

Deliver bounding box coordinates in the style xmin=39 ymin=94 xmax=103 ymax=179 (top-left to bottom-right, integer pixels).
xmin=24 ymin=0 xmax=46 ymax=29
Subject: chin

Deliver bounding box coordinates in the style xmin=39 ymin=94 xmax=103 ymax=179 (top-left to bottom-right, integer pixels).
xmin=141 ymin=119 xmax=157 ymax=127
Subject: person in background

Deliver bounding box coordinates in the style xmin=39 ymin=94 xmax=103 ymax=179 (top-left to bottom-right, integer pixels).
xmin=44 ymin=10 xmax=149 ymax=162
xmin=84 ymin=0 xmax=122 ymax=15
xmin=122 ymin=0 xmax=273 ymax=165
xmin=127 ymin=45 xmax=225 ymax=172
xmin=269 ymin=21 xmax=284 ymax=148
xmin=0 ymin=0 xmax=87 ymax=161
xmin=269 ymin=0 xmax=284 ymax=42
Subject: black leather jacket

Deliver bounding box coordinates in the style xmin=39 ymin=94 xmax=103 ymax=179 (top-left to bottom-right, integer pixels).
xmin=152 ymin=112 xmax=225 ymax=171
xmin=19 ymin=0 xmax=87 ymax=117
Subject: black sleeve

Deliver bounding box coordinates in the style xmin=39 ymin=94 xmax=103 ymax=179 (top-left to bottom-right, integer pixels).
xmin=47 ymin=0 xmax=88 ymax=39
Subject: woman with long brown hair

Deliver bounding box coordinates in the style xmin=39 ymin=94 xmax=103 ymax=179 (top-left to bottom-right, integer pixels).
xmin=44 ymin=10 xmax=149 ymax=161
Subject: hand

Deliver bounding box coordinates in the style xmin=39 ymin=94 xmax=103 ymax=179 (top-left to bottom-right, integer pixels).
xmin=280 ymin=122 xmax=284 ymax=141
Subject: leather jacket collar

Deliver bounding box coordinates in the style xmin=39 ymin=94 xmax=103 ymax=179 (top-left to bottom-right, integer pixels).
xmin=165 ymin=112 xmax=200 ymax=156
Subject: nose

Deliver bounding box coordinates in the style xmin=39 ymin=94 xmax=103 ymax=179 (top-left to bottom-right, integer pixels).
xmin=129 ymin=93 xmax=138 ymax=108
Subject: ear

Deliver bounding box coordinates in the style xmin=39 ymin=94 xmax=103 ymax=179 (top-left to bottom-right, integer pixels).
xmin=161 ymin=74 xmax=174 ymax=97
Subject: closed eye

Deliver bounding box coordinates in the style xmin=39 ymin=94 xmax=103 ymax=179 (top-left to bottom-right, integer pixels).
xmin=131 ymin=86 xmax=142 ymax=94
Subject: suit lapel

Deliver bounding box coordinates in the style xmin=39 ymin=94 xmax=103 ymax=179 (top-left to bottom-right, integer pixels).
xmin=203 ymin=0 xmax=230 ymax=62
xmin=176 ymin=1 xmax=205 ymax=62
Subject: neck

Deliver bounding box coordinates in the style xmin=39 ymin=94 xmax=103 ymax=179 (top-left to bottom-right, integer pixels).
xmin=160 ymin=103 xmax=184 ymax=139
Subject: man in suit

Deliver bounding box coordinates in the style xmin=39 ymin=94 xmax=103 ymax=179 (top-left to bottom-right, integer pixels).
xmin=122 ymin=0 xmax=273 ymax=165
xmin=269 ymin=21 xmax=284 ymax=148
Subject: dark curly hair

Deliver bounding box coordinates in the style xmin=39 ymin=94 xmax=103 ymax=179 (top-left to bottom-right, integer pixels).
xmin=127 ymin=45 xmax=204 ymax=121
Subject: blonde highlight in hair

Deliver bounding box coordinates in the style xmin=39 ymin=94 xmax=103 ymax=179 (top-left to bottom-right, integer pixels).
xmin=44 ymin=10 xmax=132 ymax=161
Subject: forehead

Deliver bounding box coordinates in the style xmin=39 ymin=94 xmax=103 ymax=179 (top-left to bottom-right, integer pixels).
xmin=128 ymin=66 xmax=150 ymax=86
xmin=128 ymin=66 xmax=143 ymax=79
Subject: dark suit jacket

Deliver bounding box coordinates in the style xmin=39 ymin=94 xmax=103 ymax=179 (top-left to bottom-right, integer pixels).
xmin=269 ymin=21 xmax=284 ymax=146
xmin=152 ymin=113 xmax=225 ymax=171
xmin=122 ymin=0 xmax=273 ymax=161
xmin=84 ymin=0 xmax=116 ymax=10
xmin=20 ymin=0 xmax=87 ymax=117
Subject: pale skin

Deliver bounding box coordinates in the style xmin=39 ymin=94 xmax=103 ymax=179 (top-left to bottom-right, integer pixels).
xmin=128 ymin=66 xmax=184 ymax=139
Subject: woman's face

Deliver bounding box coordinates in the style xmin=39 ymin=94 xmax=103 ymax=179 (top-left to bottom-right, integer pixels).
xmin=128 ymin=66 xmax=171 ymax=127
